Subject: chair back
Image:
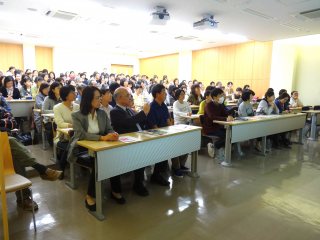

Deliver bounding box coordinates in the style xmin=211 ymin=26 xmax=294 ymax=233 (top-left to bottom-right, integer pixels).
xmin=0 ymin=132 xmax=15 ymax=175
xmin=0 ymin=131 xmax=11 ymax=240
xmin=302 ymin=106 xmax=311 ymax=111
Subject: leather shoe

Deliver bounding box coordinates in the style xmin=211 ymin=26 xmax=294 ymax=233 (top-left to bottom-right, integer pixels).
xmin=40 ymin=168 xmax=63 ymax=181
xmin=85 ymin=199 xmax=96 ymax=211
xmin=151 ymin=174 xmax=170 ymax=186
xmin=110 ymin=193 xmax=126 ymax=204
xmin=133 ymin=184 xmax=149 ymax=197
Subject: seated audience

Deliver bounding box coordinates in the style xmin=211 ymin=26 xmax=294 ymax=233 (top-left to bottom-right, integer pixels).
xmin=31 ymin=76 xmax=44 ymax=99
xmin=70 ymin=86 xmax=123 ymax=211
xmin=187 ymin=84 xmax=203 ymax=105
xmin=133 ymin=84 xmax=145 ymax=111
xmin=34 ymin=83 xmax=50 ymax=132
xmin=146 ymin=84 xmax=173 ymax=184
xmin=203 ymin=88 xmax=234 ymax=161
xmin=238 ymin=90 xmax=255 ymax=117
xmin=0 ymin=95 xmax=11 ymax=112
xmin=42 ymin=82 xmax=61 ymax=146
xmin=100 ymin=88 xmax=113 ymax=119
xmin=198 ymin=90 xmax=213 ymax=115
xmin=275 ymin=92 xmax=291 ymax=114
xmin=53 ymin=85 xmax=79 ymax=173
xmin=173 ymin=89 xmax=192 ymax=125
xmin=110 ymin=87 xmax=150 ymax=196
xmin=234 ymin=87 xmax=242 ymax=100
xmin=256 ymin=90 xmax=279 ymax=115
xmin=19 ymin=76 xmax=32 ymax=98
xmin=0 ymin=76 xmax=21 ymax=99
xmin=289 ymin=91 xmax=303 ymax=107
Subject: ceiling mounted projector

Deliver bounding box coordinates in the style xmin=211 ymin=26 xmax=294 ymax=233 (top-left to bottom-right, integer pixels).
xmin=151 ymin=6 xmax=170 ymax=25
xmin=193 ymin=15 xmax=219 ymax=29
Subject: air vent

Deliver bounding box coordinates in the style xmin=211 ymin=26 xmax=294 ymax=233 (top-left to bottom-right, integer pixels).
xmin=279 ymin=22 xmax=302 ymax=31
xmin=27 ymin=8 xmax=37 ymax=12
xmin=45 ymin=10 xmax=78 ymax=21
xmin=300 ymin=8 xmax=320 ymax=19
xmin=243 ymin=8 xmax=274 ymax=20
xmin=174 ymin=36 xmax=197 ymax=40
xmin=109 ymin=23 xmax=120 ymax=27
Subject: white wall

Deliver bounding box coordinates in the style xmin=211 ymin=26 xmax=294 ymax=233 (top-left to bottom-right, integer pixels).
xmin=270 ymin=41 xmax=297 ymax=96
xmin=53 ymin=46 xmax=139 ymax=75
xmin=22 ymin=43 xmax=36 ymax=71
xmin=294 ymin=46 xmax=320 ymax=106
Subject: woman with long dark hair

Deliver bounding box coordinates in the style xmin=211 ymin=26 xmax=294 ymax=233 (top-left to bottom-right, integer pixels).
xmin=187 ymin=84 xmax=203 ymax=105
xmin=70 ymin=86 xmax=124 ymax=211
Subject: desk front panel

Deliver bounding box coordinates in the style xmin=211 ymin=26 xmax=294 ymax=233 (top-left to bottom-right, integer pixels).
xmin=8 ymin=101 xmax=35 ymax=118
xmin=96 ymin=129 xmax=201 ymax=181
xmin=231 ymin=114 xmax=306 ymax=143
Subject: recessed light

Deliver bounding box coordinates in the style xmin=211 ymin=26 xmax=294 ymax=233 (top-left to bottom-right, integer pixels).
xmin=27 ymin=7 xmax=38 ymax=12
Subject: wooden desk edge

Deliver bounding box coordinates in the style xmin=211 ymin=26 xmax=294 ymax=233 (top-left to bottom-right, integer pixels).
xmin=77 ymin=126 xmax=202 ymax=152
xmin=213 ymin=113 xmax=307 ymax=126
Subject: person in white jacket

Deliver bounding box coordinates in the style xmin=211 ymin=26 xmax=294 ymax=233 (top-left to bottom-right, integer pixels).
xmin=289 ymin=91 xmax=303 ymax=107
xmin=53 ymin=85 xmax=79 ymax=174
xmin=173 ymin=89 xmax=192 ymax=125
xmin=256 ymin=90 xmax=279 ymax=115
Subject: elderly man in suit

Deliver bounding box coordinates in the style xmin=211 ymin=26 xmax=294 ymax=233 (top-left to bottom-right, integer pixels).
xmin=110 ymin=87 xmax=150 ymax=196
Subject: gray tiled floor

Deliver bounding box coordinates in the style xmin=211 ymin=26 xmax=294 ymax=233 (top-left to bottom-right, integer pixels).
xmin=2 ymin=138 xmax=320 ymax=240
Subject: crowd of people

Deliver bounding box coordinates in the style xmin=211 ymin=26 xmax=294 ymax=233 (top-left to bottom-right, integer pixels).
xmin=0 ymin=65 xmax=306 ymax=212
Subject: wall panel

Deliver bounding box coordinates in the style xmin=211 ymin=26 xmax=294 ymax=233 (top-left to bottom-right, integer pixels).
xmin=0 ymin=42 xmax=24 ymax=72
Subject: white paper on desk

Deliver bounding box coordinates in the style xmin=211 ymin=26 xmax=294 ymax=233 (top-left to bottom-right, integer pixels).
xmin=119 ymin=136 xmax=140 ymax=143
xmin=169 ymin=125 xmax=191 ymax=130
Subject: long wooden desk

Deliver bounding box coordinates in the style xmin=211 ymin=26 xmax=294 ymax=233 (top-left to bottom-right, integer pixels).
xmin=7 ymin=99 xmax=35 ymax=118
xmin=70 ymin=125 xmax=202 ymax=220
xmin=302 ymin=110 xmax=320 ymax=141
xmin=213 ymin=113 xmax=306 ymax=167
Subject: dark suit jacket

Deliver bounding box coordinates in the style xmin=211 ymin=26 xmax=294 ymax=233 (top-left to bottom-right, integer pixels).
xmin=0 ymin=87 xmax=21 ymax=99
xmin=110 ymin=105 xmax=147 ymax=134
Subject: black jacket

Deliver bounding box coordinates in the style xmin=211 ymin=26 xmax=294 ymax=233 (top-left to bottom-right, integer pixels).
xmin=110 ymin=105 xmax=147 ymax=134
xmin=0 ymin=87 xmax=21 ymax=99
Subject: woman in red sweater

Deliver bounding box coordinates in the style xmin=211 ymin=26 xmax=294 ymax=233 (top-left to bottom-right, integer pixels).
xmin=203 ymin=88 xmax=234 ymax=161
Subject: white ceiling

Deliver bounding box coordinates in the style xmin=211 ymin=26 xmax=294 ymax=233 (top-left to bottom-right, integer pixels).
xmin=0 ymin=0 xmax=319 ymax=57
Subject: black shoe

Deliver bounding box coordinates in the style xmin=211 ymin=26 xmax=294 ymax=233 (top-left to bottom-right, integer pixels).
xmin=180 ymin=166 xmax=190 ymax=172
xmin=133 ymin=184 xmax=149 ymax=197
xmin=85 ymin=199 xmax=96 ymax=211
xmin=151 ymin=174 xmax=170 ymax=186
xmin=110 ymin=193 xmax=126 ymax=204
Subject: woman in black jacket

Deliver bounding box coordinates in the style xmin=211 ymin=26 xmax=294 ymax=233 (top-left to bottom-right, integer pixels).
xmin=0 ymin=76 xmax=21 ymax=99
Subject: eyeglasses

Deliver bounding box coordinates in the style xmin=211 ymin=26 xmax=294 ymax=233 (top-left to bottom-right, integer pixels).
xmin=94 ymin=96 xmax=102 ymax=100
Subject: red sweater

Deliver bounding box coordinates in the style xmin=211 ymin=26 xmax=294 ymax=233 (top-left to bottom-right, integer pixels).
xmin=203 ymin=101 xmax=228 ymax=134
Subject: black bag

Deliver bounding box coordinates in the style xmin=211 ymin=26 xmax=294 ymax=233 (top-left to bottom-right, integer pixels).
xmin=0 ymin=107 xmax=17 ymax=130
xmin=15 ymin=132 xmax=33 ymax=146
